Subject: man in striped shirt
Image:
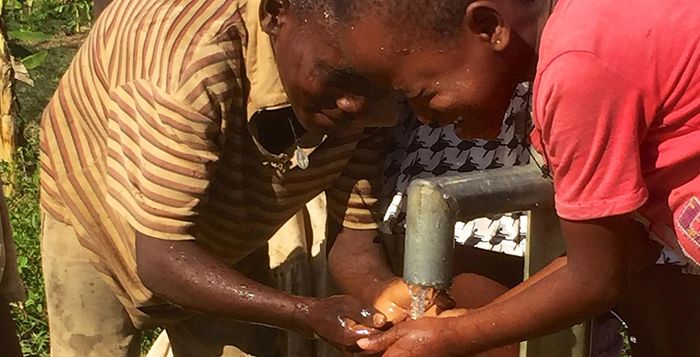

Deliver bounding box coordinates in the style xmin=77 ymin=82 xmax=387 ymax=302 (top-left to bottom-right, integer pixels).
xmin=39 ymin=0 xmax=398 ymax=355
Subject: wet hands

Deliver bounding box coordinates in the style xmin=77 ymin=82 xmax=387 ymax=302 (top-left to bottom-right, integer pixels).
xmin=356 ymin=316 xmax=466 ymax=357
xmin=356 ymin=278 xmax=469 ymax=356
xmin=366 ymin=278 xmax=414 ymax=323
xmin=307 ymin=295 xmax=387 ymax=350
xmin=366 ymin=278 xmax=456 ymax=323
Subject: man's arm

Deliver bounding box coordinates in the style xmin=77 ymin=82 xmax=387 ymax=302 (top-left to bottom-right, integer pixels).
xmin=325 ymin=125 xmax=434 ymax=322
xmin=328 ymin=228 xmax=409 ymax=317
xmin=328 ymin=228 xmax=396 ymax=298
xmin=136 ymin=232 xmax=385 ymax=348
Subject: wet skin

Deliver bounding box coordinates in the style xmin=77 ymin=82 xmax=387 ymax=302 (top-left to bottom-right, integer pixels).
xmin=136 ymin=0 xmax=398 ymax=351
xmin=334 ymin=1 xmax=543 ymax=140
xmin=262 ymin=0 xmax=397 ymax=134
xmin=318 ymin=1 xmax=684 ymax=355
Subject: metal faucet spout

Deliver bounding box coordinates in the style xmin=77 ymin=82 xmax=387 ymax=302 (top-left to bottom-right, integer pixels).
xmin=403 ymin=164 xmax=554 ymax=290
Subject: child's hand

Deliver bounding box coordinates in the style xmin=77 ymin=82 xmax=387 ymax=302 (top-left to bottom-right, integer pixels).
xmin=365 ymin=278 xmax=414 ymax=323
xmin=436 ymin=308 xmax=468 ymax=318
xmin=364 ymin=278 xmax=456 ymax=323
xmin=421 ymin=305 xmax=469 ymax=319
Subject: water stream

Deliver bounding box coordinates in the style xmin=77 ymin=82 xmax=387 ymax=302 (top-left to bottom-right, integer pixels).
xmin=408 ymin=284 xmax=435 ymax=320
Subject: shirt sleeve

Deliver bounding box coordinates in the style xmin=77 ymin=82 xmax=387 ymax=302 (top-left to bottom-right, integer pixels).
xmin=106 ymin=79 xmax=222 ymax=241
xmin=327 ymin=127 xmax=389 ymax=230
xmin=533 ymin=52 xmax=652 ymax=221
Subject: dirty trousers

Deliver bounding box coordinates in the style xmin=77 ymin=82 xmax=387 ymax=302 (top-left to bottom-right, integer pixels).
xmin=42 ymin=194 xmax=338 ymax=357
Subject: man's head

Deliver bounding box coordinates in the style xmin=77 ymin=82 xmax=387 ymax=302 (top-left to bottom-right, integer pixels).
xmin=321 ymin=0 xmax=544 ymax=138
xmin=261 ymin=0 xmax=398 ymax=133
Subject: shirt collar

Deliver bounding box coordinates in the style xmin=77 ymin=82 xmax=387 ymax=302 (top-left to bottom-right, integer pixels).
xmin=243 ymin=0 xmax=290 ymax=120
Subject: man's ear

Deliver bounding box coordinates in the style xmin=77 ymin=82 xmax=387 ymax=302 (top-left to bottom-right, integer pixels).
xmin=465 ymin=1 xmax=510 ymax=51
xmin=260 ymin=0 xmax=289 ymax=37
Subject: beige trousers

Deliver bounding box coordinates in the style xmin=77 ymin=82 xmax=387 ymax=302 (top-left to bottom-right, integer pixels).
xmin=42 ymin=194 xmax=338 ymax=357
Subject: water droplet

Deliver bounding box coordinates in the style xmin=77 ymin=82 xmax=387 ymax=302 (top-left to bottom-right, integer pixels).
xmin=360 ymin=309 xmax=372 ymax=318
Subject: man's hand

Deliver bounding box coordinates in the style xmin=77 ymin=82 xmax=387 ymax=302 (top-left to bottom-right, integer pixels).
xmin=356 ymin=317 xmax=464 ymax=357
xmin=307 ymin=295 xmax=387 ymax=349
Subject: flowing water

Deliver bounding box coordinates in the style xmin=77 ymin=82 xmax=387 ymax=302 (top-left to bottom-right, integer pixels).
xmin=408 ymin=284 xmax=435 ymax=320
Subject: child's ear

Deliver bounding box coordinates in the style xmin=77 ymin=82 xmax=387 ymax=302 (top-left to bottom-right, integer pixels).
xmin=465 ymin=1 xmax=510 ymax=51
xmin=260 ymin=0 xmax=289 ymax=37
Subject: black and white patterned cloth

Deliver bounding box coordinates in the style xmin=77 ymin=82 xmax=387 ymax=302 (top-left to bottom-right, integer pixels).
xmin=381 ymin=83 xmax=532 ymax=257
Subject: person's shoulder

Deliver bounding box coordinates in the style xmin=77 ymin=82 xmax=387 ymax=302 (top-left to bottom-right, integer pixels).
xmin=93 ymin=0 xmax=247 ymax=71
xmin=540 ymin=0 xmax=698 ymax=70
xmin=539 ymin=0 xmax=617 ymax=67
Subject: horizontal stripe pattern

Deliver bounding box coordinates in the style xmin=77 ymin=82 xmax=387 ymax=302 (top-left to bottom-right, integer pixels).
xmin=39 ymin=0 xmax=385 ymax=312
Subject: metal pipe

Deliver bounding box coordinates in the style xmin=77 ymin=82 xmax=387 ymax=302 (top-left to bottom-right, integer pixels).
xmin=403 ymin=163 xmax=554 ymax=289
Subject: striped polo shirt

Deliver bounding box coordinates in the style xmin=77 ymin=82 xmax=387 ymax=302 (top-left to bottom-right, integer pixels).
xmin=39 ymin=0 xmax=389 ymax=317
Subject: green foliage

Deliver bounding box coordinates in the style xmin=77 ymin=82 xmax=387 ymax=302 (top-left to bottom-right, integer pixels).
xmin=3 ymin=136 xmax=46 ymax=356
xmin=13 ymin=42 xmax=80 ymax=134
xmin=20 ymin=49 xmax=47 ymax=69
xmin=8 ymin=30 xmax=52 ymax=41
xmin=4 ymin=0 xmax=93 ymax=35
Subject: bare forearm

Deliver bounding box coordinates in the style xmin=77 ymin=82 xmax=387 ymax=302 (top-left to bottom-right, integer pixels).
xmin=328 ymin=228 xmax=395 ymax=298
xmin=448 ymin=216 xmax=655 ymax=353
xmin=451 ymin=261 xmax=614 ymax=353
xmin=491 ymin=256 xmax=567 ymax=304
xmin=137 ymin=234 xmax=311 ymax=333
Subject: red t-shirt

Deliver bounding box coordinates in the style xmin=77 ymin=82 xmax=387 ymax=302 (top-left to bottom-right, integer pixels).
xmin=532 ymin=0 xmax=700 ymax=262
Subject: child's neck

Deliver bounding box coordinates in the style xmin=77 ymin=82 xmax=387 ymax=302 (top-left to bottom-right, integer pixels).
xmin=533 ymin=0 xmax=557 ymax=54
xmin=507 ymin=0 xmax=557 ymax=80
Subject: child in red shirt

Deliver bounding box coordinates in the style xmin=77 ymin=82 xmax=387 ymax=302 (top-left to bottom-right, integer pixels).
xmin=317 ymin=0 xmax=700 ymax=355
